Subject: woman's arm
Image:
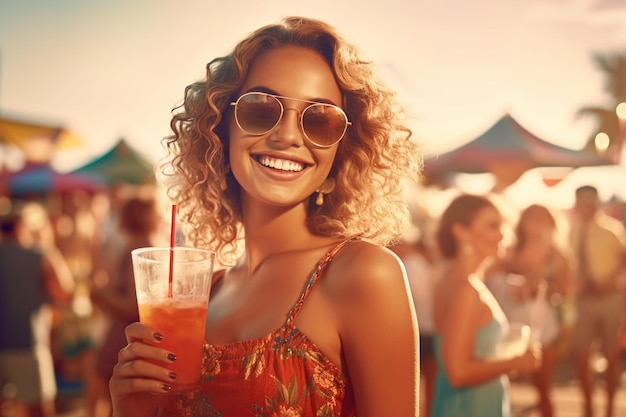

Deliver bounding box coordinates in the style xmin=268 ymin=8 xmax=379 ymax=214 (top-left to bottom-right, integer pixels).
xmin=334 ymin=242 xmax=419 ymax=417
xmin=439 ymin=283 xmax=539 ymax=388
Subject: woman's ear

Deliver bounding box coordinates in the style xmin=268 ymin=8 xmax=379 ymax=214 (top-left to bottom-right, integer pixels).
xmin=318 ymin=177 xmax=336 ymax=194
xmin=314 ymin=178 xmax=336 ymax=206
xmin=450 ymin=222 xmax=466 ymax=243
xmin=452 ymin=222 xmax=473 ymax=257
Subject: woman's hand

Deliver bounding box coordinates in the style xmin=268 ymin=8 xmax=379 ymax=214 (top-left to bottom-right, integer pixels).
xmin=514 ymin=343 xmax=542 ymax=374
xmin=109 ymin=322 xmax=178 ymax=417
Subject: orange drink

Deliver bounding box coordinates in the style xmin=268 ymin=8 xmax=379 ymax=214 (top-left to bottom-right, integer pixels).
xmin=132 ymin=247 xmax=215 ymax=393
xmin=139 ymin=299 xmax=208 ymax=391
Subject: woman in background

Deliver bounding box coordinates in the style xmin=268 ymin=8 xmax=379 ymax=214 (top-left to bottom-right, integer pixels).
xmin=488 ymin=204 xmax=573 ymax=417
xmin=432 ymin=194 xmax=541 ymax=417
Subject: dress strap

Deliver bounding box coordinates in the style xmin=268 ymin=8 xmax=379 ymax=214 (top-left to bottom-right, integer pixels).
xmin=211 ymin=269 xmax=226 ymax=288
xmin=285 ymin=236 xmax=360 ymax=326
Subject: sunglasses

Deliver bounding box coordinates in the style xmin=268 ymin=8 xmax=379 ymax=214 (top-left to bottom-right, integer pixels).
xmin=230 ymin=92 xmax=351 ymax=147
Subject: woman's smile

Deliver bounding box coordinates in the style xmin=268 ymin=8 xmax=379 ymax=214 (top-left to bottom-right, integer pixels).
xmin=255 ymin=155 xmax=307 ymax=173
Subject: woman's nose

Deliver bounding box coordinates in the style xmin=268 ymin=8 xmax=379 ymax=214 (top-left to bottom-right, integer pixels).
xmin=268 ymin=108 xmax=304 ymax=147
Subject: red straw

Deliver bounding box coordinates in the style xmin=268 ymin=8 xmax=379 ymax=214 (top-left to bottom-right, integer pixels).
xmin=168 ymin=204 xmax=177 ymax=298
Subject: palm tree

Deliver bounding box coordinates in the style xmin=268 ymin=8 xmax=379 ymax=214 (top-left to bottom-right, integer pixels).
xmin=576 ymin=53 xmax=626 ymax=159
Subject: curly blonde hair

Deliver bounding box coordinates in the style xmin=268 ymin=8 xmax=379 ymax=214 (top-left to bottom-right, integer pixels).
xmin=160 ymin=16 xmax=422 ymax=265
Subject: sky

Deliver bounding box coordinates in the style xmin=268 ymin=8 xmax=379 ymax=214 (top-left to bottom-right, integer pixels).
xmin=1 ymin=0 xmax=625 ymax=209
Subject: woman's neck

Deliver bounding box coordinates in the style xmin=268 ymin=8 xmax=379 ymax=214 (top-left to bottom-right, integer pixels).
xmin=449 ymin=254 xmax=489 ymax=281
xmin=240 ymin=197 xmax=321 ymax=274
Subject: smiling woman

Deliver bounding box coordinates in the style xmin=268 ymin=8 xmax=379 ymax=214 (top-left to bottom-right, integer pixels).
xmin=109 ymin=16 xmax=422 ymax=417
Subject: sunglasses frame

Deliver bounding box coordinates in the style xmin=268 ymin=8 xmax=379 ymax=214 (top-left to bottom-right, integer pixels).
xmin=230 ymin=92 xmax=351 ymax=148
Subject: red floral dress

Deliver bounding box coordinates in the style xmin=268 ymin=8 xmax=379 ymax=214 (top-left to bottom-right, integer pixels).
xmin=161 ymin=238 xmax=357 ymax=417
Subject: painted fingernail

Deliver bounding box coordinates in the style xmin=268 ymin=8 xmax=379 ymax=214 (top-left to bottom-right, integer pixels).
xmin=154 ymin=333 xmax=164 ymax=342
xmin=169 ymin=372 xmax=177 ymax=380
xmin=167 ymin=353 xmax=177 ymax=362
xmin=161 ymin=384 xmax=172 ymax=391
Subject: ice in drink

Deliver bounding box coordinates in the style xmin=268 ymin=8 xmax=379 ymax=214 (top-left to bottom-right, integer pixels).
xmin=139 ymin=299 xmax=208 ymax=391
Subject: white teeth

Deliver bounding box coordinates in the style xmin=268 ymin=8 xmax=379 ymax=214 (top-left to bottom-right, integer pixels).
xmin=258 ymin=156 xmax=304 ymax=172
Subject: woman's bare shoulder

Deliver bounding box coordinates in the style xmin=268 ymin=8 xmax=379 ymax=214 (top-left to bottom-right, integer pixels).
xmin=434 ymin=272 xmax=478 ymax=304
xmin=320 ymin=240 xmax=407 ymax=299
xmin=319 ymin=240 xmax=417 ymax=339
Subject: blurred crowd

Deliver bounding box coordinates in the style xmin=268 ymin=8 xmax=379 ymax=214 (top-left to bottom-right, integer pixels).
xmin=0 ymin=183 xmax=625 ymax=417
xmin=0 ymin=184 xmax=167 ymax=417
xmin=391 ymin=185 xmax=626 ymax=417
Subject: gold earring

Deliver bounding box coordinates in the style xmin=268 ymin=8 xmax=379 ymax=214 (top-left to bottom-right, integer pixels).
xmin=316 ymin=191 xmax=324 ymax=206
xmin=314 ymin=178 xmax=336 ymax=207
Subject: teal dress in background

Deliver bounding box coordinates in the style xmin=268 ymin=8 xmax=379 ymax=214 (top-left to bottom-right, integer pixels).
xmin=432 ymin=316 xmax=512 ymax=417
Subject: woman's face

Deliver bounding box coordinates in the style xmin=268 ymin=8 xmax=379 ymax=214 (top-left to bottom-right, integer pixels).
xmin=464 ymin=205 xmax=503 ymax=259
xmin=520 ymin=206 xmax=554 ymax=238
xmin=228 ymin=45 xmax=342 ymax=207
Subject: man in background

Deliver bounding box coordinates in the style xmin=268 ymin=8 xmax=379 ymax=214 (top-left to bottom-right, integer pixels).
xmin=0 ymin=203 xmax=73 ymax=417
xmin=569 ymin=185 xmax=626 ymax=417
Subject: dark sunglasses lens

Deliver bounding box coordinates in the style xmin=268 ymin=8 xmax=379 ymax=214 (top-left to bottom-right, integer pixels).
xmin=237 ymin=94 xmax=282 ymax=134
xmin=302 ymin=104 xmax=347 ymax=146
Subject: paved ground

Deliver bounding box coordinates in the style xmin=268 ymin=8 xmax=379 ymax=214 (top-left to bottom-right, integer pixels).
xmin=511 ymin=380 xmax=626 ymax=417
xmin=510 ymin=353 xmax=626 ymax=417
xmin=511 ymin=384 xmax=626 ymax=417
